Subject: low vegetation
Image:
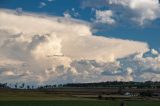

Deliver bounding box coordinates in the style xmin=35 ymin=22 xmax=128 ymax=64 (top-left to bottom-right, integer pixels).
xmin=0 ymin=81 xmax=160 ymax=106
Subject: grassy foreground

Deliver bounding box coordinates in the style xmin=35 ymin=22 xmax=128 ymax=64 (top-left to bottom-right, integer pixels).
xmin=0 ymin=90 xmax=160 ymax=106
xmin=0 ymin=100 xmax=160 ymax=106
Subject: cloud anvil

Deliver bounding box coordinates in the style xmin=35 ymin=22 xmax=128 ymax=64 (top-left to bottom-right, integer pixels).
xmin=0 ymin=7 xmax=160 ymax=85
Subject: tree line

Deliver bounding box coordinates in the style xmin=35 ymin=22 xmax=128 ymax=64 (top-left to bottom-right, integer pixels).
xmin=0 ymin=81 xmax=160 ymax=89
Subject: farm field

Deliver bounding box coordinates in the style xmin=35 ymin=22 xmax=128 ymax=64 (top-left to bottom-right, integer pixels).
xmin=0 ymin=90 xmax=160 ymax=106
xmin=0 ymin=100 xmax=160 ymax=106
xmin=0 ymin=88 xmax=160 ymax=106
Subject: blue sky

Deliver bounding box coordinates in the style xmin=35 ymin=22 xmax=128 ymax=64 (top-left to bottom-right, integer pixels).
xmin=0 ymin=0 xmax=160 ymax=51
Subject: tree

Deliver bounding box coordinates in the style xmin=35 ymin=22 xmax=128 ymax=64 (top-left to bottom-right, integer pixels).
xmin=27 ymin=85 xmax=30 ymax=90
xmin=15 ymin=83 xmax=18 ymax=89
xmin=22 ymin=83 xmax=25 ymax=88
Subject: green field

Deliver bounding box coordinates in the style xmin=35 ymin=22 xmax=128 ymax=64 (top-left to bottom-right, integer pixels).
xmin=0 ymin=90 xmax=160 ymax=106
xmin=0 ymin=100 xmax=160 ymax=106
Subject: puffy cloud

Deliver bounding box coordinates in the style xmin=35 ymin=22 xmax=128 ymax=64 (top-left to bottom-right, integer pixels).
xmin=101 ymin=51 xmax=160 ymax=81
xmin=95 ymin=10 xmax=115 ymax=25
xmin=83 ymin=0 xmax=160 ymax=25
xmin=151 ymin=49 xmax=159 ymax=55
xmin=63 ymin=8 xmax=80 ymax=18
xmin=71 ymin=8 xmax=80 ymax=17
xmin=63 ymin=12 xmax=72 ymax=18
xmin=108 ymin=0 xmax=160 ymax=25
xmin=0 ymin=9 xmax=154 ymax=85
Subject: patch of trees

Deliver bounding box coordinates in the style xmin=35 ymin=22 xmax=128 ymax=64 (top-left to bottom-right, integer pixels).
xmin=0 ymin=83 xmax=9 ymax=89
xmin=1 ymin=81 xmax=160 ymax=89
xmin=62 ymin=81 xmax=160 ymax=88
xmin=139 ymin=90 xmax=152 ymax=97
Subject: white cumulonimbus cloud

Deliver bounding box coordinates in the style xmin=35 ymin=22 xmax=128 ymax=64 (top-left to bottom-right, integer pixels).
xmin=0 ymin=9 xmax=159 ymax=85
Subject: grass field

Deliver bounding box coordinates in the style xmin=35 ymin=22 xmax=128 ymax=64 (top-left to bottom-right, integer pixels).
xmin=0 ymin=90 xmax=160 ymax=106
xmin=0 ymin=100 xmax=160 ymax=106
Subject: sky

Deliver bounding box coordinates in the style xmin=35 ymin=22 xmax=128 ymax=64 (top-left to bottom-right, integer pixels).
xmin=0 ymin=0 xmax=160 ymax=86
